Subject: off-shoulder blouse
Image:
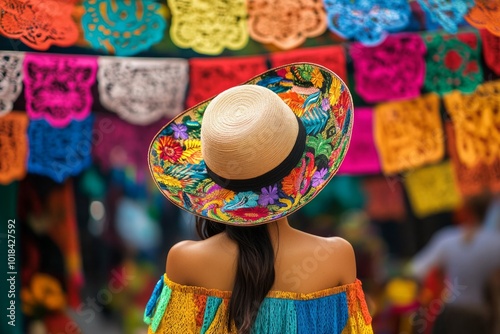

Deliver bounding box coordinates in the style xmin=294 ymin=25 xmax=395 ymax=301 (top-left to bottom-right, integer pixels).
xmin=144 ymin=274 xmax=373 ymax=333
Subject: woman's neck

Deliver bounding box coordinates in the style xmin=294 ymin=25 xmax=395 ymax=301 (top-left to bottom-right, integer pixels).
xmin=267 ymin=218 xmax=293 ymax=242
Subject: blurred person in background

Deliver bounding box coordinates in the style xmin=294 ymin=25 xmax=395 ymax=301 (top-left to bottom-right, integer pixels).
xmin=408 ymin=193 xmax=500 ymax=334
xmin=142 ymin=64 xmax=373 ymax=333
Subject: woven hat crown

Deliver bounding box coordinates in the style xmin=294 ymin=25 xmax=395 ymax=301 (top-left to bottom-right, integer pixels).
xmin=201 ymin=85 xmax=299 ymax=181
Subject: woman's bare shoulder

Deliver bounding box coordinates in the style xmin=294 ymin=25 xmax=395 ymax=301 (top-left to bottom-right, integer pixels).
xmin=165 ymin=240 xmax=199 ymax=284
xmin=275 ymin=230 xmax=357 ymax=289
xmin=165 ymin=234 xmax=237 ymax=286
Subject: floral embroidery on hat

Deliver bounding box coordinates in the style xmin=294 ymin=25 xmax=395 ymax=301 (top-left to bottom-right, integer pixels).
xmin=148 ymin=63 xmax=353 ymax=225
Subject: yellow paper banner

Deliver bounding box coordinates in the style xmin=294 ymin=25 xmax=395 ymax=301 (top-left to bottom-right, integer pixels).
xmin=404 ymin=161 xmax=462 ymax=218
xmin=168 ymin=0 xmax=249 ymax=55
xmin=444 ymin=80 xmax=500 ymax=168
xmin=374 ymin=93 xmax=444 ymax=175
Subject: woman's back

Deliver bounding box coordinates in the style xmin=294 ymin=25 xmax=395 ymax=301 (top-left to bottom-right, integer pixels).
xmin=142 ymin=219 xmax=373 ymax=333
xmin=166 ymin=220 xmax=357 ymax=294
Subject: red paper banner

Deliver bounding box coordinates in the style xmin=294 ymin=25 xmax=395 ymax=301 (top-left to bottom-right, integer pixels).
xmin=269 ymin=45 xmax=347 ymax=82
xmin=362 ymin=176 xmax=406 ymax=222
xmin=186 ymin=56 xmax=268 ymax=108
xmin=480 ymin=29 xmax=500 ymax=76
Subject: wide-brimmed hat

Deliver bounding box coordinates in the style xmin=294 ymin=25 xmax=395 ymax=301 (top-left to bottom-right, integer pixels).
xmin=148 ymin=63 xmax=353 ymax=225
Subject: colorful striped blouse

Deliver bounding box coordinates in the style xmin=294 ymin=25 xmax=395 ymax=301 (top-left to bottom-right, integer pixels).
xmin=144 ymin=274 xmax=373 ymax=333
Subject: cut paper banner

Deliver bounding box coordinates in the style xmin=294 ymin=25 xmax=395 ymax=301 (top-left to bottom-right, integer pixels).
xmin=0 ymin=0 xmax=78 ymax=50
xmin=269 ymin=45 xmax=347 ymax=82
xmin=423 ymin=31 xmax=483 ymax=95
xmin=23 ymin=54 xmax=97 ymax=128
xmin=338 ymin=107 xmax=380 ymax=175
xmin=82 ymin=0 xmax=167 ymax=56
xmin=0 ymin=112 xmax=29 ymax=185
xmin=362 ymin=176 xmax=406 ymax=222
xmin=98 ymin=57 xmax=188 ymax=125
xmin=465 ymin=2 xmax=500 ymax=36
xmin=350 ymin=33 xmax=426 ymax=103
xmin=168 ymin=0 xmax=248 ymax=55
xmin=92 ymin=114 xmax=164 ymax=172
xmin=446 ymin=122 xmax=500 ymax=196
xmin=443 ymin=80 xmax=500 ymax=168
xmin=417 ymin=0 xmax=474 ymax=33
xmin=0 ymin=52 xmax=24 ymax=115
xmin=247 ymin=0 xmax=327 ymax=50
xmin=186 ymin=56 xmax=268 ymax=107
xmin=323 ymin=0 xmax=411 ymax=46
xmin=27 ymin=116 xmax=94 ymax=183
xmin=374 ymin=93 xmax=444 ymax=175
xmin=404 ymin=161 xmax=462 ymax=218
xmin=480 ymin=29 xmax=500 ymax=76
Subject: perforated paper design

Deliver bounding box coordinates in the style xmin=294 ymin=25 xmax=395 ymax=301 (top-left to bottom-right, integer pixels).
xmin=0 ymin=52 xmax=24 ymax=115
xmin=465 ymin=2 xmax=500 ymax=36
xmin=480 ymin=29 xmax=500 ymax=76
xmin=247 ymin=0 xmax=327 ymax=50
xmin=423 ymin=31 xmax=483 ymax=95
xmin=82 ymin=0 xmax=166 ymax=56
xmin=27 ymin=116 xmax=94 ymax=183
xmin=186 ymin=56 xmax=268 ymax=108
xmin=168 ymin=0 xmax=248 ymax=55
xmin=270 ymin=45 xmax=347 ymax=82
xmin=374 ymin=94 xmax=444 ymax=175
xmin=323 ymin=0 xmax=411 ymax=46
xmin=404 ymin=161 xmax=461 ymax=218
xmin=417 ymin=0 xmax=474 ymax=33
xmin=350 ymin=33 xmax=426 ymax=103
xmin=443 ymin=80 xmax=500 ymax=168
xmin=23 ymin=54 xmax=97 ymax=128
xmin=98 ymin=57 xmax=188 ymax=125
xmin=0 ymin=0 xmax=78 ymax=50
xmin=446 ymin=122 xmax=500 ymax=196
xmin=0 ymin=112 xmax=28 ymax=185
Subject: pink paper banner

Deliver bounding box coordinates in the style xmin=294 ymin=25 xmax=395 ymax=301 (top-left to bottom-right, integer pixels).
xmin=338 ymin=107 xmax=380 ymax=175
xmin=23 ymin=54 xmax=97 ymax=128
xmin=350 ymin=33 xmax=426 ymax=103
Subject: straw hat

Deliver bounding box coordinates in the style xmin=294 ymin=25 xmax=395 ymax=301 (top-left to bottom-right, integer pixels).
xmin=148 ymin=63 xmax=353 ymax=225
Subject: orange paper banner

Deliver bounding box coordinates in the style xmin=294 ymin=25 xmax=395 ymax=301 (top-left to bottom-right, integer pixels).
xmin=374 ymin=94 xmax=444 ymax=175
xmin=0 ymin=112 xmax=29 ymax=185
xmin=445 ymin=122 xmax=500 ymax=196
xmin=247 ymin=0 xmax=327 ymax=50
xmin=0 ymin=0 xmax=78 ymax=50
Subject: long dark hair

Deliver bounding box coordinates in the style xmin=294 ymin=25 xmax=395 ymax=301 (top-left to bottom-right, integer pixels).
xmin=195 ymin=217 xmax=275 ymax=333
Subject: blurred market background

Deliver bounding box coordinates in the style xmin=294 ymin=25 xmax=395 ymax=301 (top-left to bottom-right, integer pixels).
xmin=1 ymin=0 xmax=500 ymax=333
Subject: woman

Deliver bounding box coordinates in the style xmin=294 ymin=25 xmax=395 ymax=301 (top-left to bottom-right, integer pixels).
xmin=144 ymin=63 xmax=373 ymax=333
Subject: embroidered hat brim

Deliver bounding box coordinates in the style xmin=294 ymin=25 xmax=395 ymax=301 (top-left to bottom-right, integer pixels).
xmin=148 ymin=63 xmax=353 ymax=225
